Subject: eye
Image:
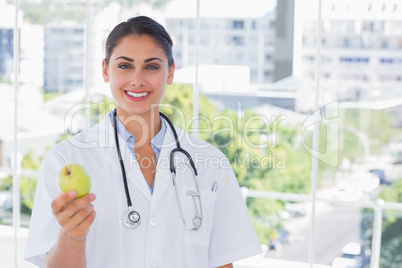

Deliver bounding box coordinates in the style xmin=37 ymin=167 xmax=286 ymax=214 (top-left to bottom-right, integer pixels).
xmin=118 ymin=64 xmax=131 ymax=70
xmin=146 ymin=65 xmax=159 ymax=70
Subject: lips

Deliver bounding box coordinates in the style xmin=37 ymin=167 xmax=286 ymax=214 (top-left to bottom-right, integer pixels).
xmin=124 ymin=90 xmax=151 ymax=102
xmin=126 ymin=91 xmax=149 ymax=97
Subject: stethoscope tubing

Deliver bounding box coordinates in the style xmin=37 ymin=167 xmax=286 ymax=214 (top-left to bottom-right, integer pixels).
xmin=113 ymin=110 xmax=133 ymax=208
xmin=113 ymin=109 xmax=201 ymax=230
xmin=158 ymin=112 xmax=198 ymax=176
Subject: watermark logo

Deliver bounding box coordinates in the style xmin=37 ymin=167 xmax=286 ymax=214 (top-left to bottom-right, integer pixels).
xmin=301 ymin=100 xmax=339 ymax=167
xmin=62 ymin=100 xmax=341 ymax=170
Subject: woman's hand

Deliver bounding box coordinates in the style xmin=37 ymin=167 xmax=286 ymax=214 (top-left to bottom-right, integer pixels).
xmin=51 ymin=191 xmax=97 ymax=240
xmin=46 ymin=191 xmax=97 ymax=268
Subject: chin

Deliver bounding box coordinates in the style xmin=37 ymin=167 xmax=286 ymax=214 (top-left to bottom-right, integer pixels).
xmin=118 ymin=106 xmax=158 ymax=117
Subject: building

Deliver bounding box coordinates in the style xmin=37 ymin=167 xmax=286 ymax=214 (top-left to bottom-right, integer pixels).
xmin=0 ymin=28 xmax=13 ymax=80
xmin=43 ymin=21 xmax=84 ymax=93
xmin=0 ymin=1 xmax=22 ymax=80
xmin=174 ymin=64 xmax=297 ymax=111
xmin=163 ymin=0 xmax=299 ymax=111
xmin=300 ymin=0 xmax=402 ymax=103
xmin=164 ymin=0 xmax=277 ymax=84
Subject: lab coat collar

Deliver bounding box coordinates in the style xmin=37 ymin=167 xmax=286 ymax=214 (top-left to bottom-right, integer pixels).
xmin=86 ymin=112 xmax=179 ymax=207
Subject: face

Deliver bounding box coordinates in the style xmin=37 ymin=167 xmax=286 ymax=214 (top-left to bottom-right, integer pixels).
xmin=102 ymin=34 xmax=175 ymax=118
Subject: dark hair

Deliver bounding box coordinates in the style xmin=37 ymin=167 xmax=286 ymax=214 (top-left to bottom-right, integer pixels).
xmin=104 ymin=16 xmax=174 ymax=67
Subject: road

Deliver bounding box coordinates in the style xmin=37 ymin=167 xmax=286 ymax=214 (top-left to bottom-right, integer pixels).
xmin=265 ymin=206 xmax=362 ymax=265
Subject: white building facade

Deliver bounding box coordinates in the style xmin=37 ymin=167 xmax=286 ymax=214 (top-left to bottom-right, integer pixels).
xmin=164 ymin=0 xmax=277 ymax=84
xmin=43 ymin=21 xmax=84 ymax=93
xmin=301 ymin=0 xmax=402 ymax=102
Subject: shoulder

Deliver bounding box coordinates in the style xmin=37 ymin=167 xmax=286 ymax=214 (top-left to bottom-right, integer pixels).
xmin=46 ymin=119 xmax=105 ymax=159
xmin=172 ymin=125 xmax=233 ymax=174
xmin=174 ymin=125 xmax=227 ymax=159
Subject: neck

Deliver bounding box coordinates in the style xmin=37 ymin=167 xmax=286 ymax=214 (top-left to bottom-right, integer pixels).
xmin=116 ymin=107 xmax=161 ymax=148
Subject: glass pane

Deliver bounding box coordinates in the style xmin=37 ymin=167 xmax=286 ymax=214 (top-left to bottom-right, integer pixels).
xmin=12 ymin=1 xmax=193 ymax=267
xmin=4 ymin=0 xmax=401 ymax=267
xmin=380 ymin=210 xmax=402 ymax=267
xmin=264 ymin=204 xmax=374 ymax=267
xmin=168 ymin=0 xmax=401 ymax=266
xmin=0 ymin=1 xmax=17 ymax=268
xmin=0 ymin=2 xmax=16 ymax=223
xmin=307 ymin=0 xmax=402 ymax=267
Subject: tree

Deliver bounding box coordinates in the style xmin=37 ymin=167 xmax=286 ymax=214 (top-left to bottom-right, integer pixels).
xmin=161 ymin=83 xmax=312 ymax=243
xmin=341 ymin=109 xmax=400 ymax=162
xmin=378 ymin=179 xmax=402 ymax=267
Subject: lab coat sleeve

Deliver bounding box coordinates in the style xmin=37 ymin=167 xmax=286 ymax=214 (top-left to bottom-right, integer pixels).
xmin=24 ymin=148 xmax=66 ymax=267
xmin=207 ymin=157 xmax=262 ymax=267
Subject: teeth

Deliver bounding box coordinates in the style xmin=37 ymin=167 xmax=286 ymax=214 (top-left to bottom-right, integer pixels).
xmin=127 ymin=91 xmax=149 ymax=98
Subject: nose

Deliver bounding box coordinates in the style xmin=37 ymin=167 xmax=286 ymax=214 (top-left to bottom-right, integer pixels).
xmin=130 ymin=70 xmax=146 ymax=87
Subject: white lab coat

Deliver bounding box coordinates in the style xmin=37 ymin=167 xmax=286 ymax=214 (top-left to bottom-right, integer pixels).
xmin=24 ymin=112 xmax=262 ymax=268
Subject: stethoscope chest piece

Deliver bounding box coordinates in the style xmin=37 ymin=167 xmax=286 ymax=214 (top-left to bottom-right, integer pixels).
xmin=114 ymin=110 xmax=202 ymax=231
xmin=122 ymin=207 xmax=141 ymax=229
xmin=192 ymin=216 xmax=202 ymax=230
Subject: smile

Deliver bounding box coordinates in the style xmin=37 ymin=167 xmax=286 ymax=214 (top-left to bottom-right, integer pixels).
xmin=126 ymin=91 xmax=150 ymax=97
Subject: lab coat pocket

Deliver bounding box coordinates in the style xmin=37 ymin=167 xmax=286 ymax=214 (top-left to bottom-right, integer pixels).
xmin=182 ymin=186 xmax=217 ymax=246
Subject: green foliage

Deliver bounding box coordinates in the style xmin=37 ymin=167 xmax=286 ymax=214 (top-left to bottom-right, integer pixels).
xmin=21 ymin=0 xmax=173 ymax=24
xmin=21 ymin=150 xmax=41 ymax=170
xmin=0 ymin=75 xmax=11 ymax=84
xmin=20 ymin=150 xmax=42 ymax=211
xmin=1 ymin=150 xmax=42 ymax=214
xmin=90 ymin=96 xmax=116 ymax=125
xmin=13 ymin=82 xmax=311 ymax=244
xmin=379 ymin=179 xmax=402 ymax=229
xmin=161 ymin=83 xmax=311 ymax=243
xmin=360 ymin=179 xmax=402 ymax=267
xmin=160 ymin=83 xmax=193 ymax=130
xmin=20 ymin=177 xmax=38 ymax=212
xmin=21 ymin=2 xmax=86 ymax=24
xmin=0 ymin=176 xmax=12 ymax=191
xmin=369 ymin=179 xmax=402 ymax=266
xmin=380 ymin=216 xmax=402 ymax=268
xmin=341 ymin=109 xmax=400 ymax=162
xmin=42 ymin=91 xmax=60 ymax=102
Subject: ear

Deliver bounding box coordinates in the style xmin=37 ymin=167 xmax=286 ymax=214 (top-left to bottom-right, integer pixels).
xmin=166 ymin=62 xmax=175 ymax=85
xmin=102 ymin=59 xmax=109 ymax=83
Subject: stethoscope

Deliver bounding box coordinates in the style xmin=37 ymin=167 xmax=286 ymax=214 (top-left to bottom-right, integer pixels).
xmin=113 ymin=110 xmax=203 ymax=230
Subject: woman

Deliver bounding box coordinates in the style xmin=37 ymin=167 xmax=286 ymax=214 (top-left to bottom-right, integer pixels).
xmin=24 ymin=16 xmax=261 ymax=268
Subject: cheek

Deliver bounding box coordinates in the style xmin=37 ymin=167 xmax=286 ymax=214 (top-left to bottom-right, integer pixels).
xmin=109 ymin=73 xmax=125 ymax=88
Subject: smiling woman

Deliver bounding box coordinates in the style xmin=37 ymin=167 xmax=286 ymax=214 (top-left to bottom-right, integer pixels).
xmin=23 ymin=16 xmax=262 ymax=268
xmin=102 ymin=34 xmax=174 ymax=120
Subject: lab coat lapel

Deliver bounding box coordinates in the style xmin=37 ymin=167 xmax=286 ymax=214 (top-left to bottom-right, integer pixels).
xmin=97 ymin=113 xmax=152 ymax=202
xmin=149 ymin=124 xmax=177 ymax=214
xmin=98 ymin=113 xmax=119 ymax=168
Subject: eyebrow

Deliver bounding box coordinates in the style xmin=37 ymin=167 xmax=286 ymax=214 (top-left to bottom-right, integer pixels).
xmin=114 ymin=56 xmax=163 ymax=63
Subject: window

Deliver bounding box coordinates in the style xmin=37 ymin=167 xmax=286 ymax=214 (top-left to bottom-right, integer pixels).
xmin=232 ymin=36 xmax=244 ymax=46
xmin=232 ymin=20 xmax=244 ymax=29
xmin=252 ymin=20 xmax=257 ymax=30
xmin=4 ymin=1 xmax=402 ymax=268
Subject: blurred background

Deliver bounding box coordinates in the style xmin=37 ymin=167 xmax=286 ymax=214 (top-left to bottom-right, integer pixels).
xmin=1 ymin=0 xmax=402 ymax=267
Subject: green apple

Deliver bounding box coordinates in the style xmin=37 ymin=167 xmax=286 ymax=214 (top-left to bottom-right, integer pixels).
xmin=57 ymin=163 xmax=91 ymax=198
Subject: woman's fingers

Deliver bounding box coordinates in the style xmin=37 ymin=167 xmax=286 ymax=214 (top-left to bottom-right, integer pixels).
xmin=63 ymin=203 xmax=94 ymax=232
xmin=51 ymin=192 xmax=97 ymax=239
xmin=51 ymin=191 xmax=77 ymax=214
xmin=71 ymin=210 xmax=97 ymax=238
xmin=60 ymin=193 xmax=96 ymax=219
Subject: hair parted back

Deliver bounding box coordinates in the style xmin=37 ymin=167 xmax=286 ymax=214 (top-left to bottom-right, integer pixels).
xmin=104 ymin=16 xmax=174 ymax=67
